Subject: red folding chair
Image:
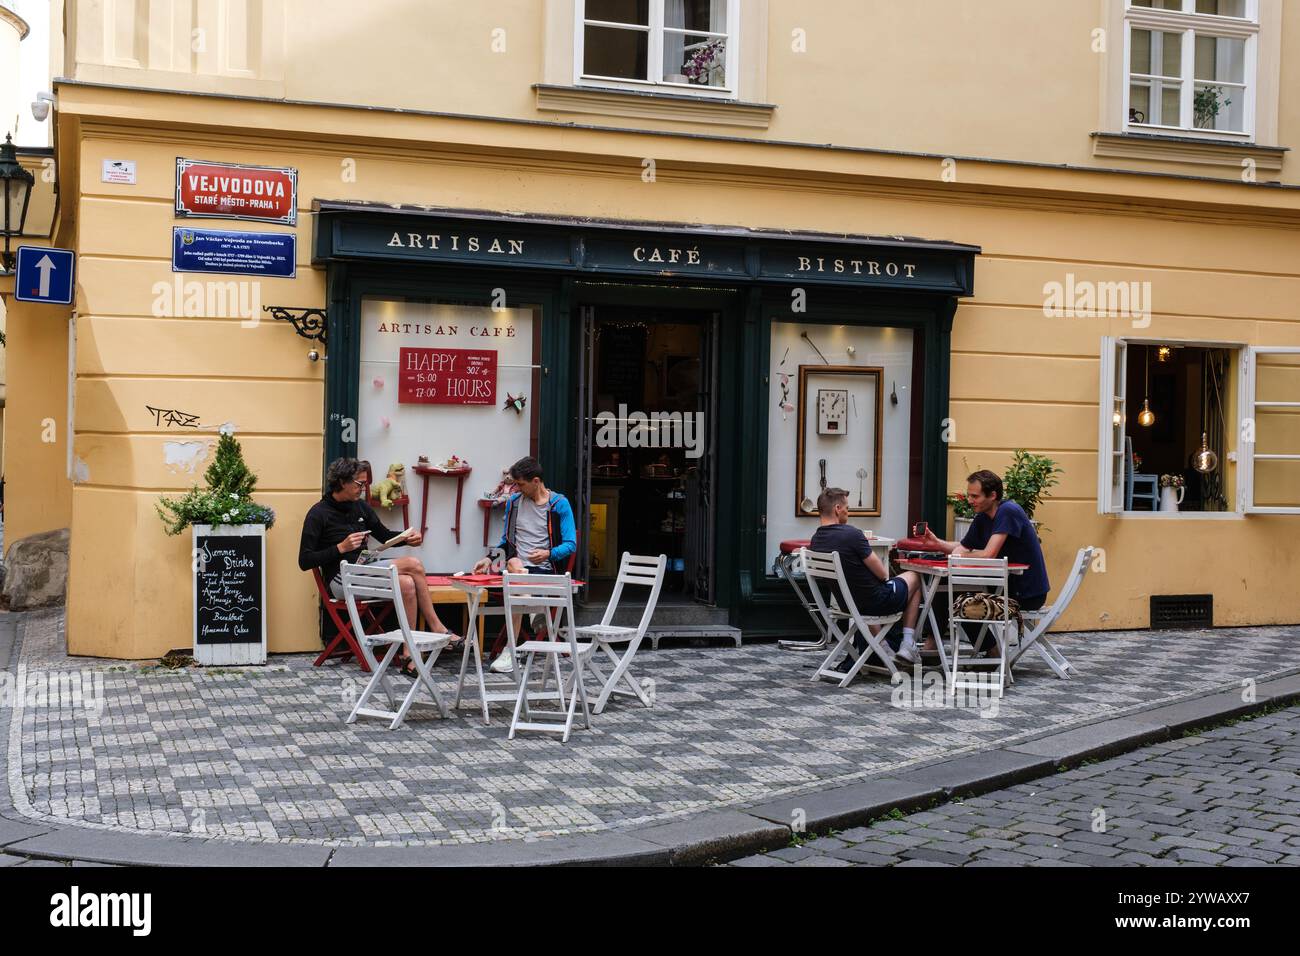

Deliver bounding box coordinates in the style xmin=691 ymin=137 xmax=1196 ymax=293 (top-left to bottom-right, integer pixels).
xmin=312 ymin=567 xmax=393 ymax=672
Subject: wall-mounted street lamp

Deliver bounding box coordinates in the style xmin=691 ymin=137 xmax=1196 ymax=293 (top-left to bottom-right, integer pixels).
xmin=0 ymin=133 xmax=35 ymax=274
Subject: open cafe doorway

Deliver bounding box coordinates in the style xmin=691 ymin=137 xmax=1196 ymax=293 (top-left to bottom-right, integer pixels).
xmin=579 ymin=306 xmax=718 ymax=606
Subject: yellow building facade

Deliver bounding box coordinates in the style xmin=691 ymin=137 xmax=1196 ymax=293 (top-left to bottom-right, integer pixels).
xmin=4 ymin=0 xmax=1299 ymax=658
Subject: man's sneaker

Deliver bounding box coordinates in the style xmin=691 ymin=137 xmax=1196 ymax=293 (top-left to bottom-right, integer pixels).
xmin=895 ymin=635 xmax=919 ymax=666
xmin=489 ymin=650 xmax=515 ymax=674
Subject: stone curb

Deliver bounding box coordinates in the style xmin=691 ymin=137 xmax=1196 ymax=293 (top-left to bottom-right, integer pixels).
xmin=2 ymin=611 xmax=1298 ymax=867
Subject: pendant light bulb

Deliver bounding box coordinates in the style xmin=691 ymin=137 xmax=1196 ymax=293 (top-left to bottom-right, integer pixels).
xmin=1138 ymin=399 xmax=1155 ymax=427
xmin=1193 ymin=432 xmax=1219 ymax=474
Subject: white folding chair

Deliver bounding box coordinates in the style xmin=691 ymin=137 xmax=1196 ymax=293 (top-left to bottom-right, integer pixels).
xmin=504 ymin=573 xmax=593 ymax=742
xmin=947 ymin=556 xmax=1012 ymax=699
xmin=1008 ymin=546 xmax=1095 ymax=679
xmin=574 ymin=553 xmax=666 ymax=714
xmin=801 ymin=548 xmax=905 ymax=688
xmin=339 ymin=561 xmax=451 ymax=729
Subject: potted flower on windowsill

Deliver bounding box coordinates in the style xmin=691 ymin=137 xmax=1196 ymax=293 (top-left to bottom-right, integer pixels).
xmin=1159 ymin=473 xmax=1185 ymax=513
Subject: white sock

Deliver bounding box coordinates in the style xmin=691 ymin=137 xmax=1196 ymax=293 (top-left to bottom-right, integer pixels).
xmin=902 ymin=628 xmax=915 ymax=643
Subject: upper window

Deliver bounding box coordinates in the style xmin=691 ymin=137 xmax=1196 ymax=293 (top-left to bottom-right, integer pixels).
xmin=1125 ymin=0 xmax=1258 ymax=138
xmin=576 ymin=0 xmax=739 ymax=97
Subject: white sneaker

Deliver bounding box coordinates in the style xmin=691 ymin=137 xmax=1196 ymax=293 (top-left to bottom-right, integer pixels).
xmin=489 ymin=650 xmax=515 ymax=674
xmin=895 ymin=635 xmax=919 ymax=666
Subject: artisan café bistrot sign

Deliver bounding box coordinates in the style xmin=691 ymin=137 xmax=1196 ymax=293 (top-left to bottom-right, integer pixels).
xmin=176 ymin=158 xmax=298 ymax=225
xmin=322 ymin=213 xmax=974 ymax=295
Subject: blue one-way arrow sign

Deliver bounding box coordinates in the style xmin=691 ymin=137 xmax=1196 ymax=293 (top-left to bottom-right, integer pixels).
xmin=14 ymin=246 xmax=76 ymax=305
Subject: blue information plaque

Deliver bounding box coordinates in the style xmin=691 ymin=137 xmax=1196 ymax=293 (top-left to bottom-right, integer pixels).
xmin=172 ymin=227 xmax=297 ymax=278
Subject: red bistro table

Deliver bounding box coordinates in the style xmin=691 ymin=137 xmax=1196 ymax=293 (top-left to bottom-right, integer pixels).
xmin=413 ymin=464 xmax=471 ymax=544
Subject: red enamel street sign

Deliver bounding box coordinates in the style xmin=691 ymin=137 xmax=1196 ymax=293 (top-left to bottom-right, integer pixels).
xmin=175 ymin=158 xmax=298 ymax=225
xmin=398 ymin=347 xmax=498 ymax=405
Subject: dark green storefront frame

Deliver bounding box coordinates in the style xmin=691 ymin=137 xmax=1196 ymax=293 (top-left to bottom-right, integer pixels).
xmin=316 ymin=206 xmax=976 ymax=636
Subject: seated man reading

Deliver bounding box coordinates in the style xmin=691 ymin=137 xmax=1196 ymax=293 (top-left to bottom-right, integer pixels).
xmin=299 ymin=457 xmax=461 ymax=671
xmin=472 ymin=455 xmax=577 ymax=673
xmin=920 ymin=469 xmax=1050 ymax=654
xmin=809 ymin=487 xmax=921 ymax=665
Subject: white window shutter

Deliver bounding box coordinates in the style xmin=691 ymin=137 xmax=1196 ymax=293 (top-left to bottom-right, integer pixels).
xmin=1243 ymin=346 xmax=1300 ymax=514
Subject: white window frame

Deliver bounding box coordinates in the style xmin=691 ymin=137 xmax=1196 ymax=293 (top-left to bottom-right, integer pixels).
xmin=1238 ymin=346 xmax=1300 ymax=514
xmin=1123 ymin=0 xmax=1259 ymax=141
xmin=574 ymin=0 xmax=741 ymax=98
xmin=1096 ymin=336 xmax=1289 ymax=519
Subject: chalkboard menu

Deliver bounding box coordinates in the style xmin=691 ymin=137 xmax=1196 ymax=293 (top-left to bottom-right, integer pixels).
xmin=193 ymin=527 xmax=266 ymax=665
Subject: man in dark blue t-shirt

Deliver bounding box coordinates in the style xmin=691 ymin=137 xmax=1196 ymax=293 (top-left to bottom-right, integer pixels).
xmin=809 ymin=487 xmax=922 ymax=664
xmin=922 ymin=469 xmax=1050 ymax=609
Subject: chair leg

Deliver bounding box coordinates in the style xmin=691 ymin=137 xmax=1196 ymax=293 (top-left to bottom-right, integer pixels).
xmin=508 ymin=651 xmax=536 ymax=740
xmin=347 ymin=642 xmax=400 ymax=723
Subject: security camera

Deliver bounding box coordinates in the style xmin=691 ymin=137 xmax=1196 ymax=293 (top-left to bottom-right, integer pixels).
xmin=31 ymin=92 xmax=54 ymax=122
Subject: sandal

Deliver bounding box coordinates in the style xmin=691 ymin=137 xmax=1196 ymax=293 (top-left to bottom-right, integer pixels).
xmin=437 ymin=632 xmax=465 ymax=652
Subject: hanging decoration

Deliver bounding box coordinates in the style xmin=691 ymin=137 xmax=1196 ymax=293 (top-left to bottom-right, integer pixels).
xmin=502 ymin=392 xmax=527 ymax=415
xmin=1192 ymin=432 xmax=1219 ymax=474
xmin=1138 ymin=349 xmax=1156 ymax=427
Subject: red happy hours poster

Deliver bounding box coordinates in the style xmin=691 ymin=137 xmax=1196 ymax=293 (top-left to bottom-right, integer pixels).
xmin=175 ymin=158 xmax=298 ymax=225
xmin=398 ymin=347 xmax=498 ymax=405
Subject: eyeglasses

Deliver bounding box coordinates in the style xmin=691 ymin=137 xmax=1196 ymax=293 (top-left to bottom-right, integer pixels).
xmin=350 ymin=479 xmax=366 ymax=488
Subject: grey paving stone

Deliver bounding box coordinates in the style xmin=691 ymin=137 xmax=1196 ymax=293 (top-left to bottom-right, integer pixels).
xmin=746 ymin=777 xmax=944 ymax=833
xmin=6 ymin=828 xmax=333 ymax=867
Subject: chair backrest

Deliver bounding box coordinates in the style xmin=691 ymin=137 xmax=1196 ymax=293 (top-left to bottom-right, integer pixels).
xmin=339 ymin=561 xmax=414 ymax=644
xmin=947 ymin=555 xmax=1010 ymax=589
xmin=1032 ymin=546 xmax=1095 ymax=628
xmin=502 ymin=572 xmax=580 ymax=654
xmin=600 ymin=553 xmax=668 ymax=636
xmin=311 ymin=567 xmax=334 ymax=604
xmin=799 ymin=548 xmax=860 ymax=621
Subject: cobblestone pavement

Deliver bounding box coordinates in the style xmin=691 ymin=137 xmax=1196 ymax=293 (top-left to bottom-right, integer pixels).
xmin=7 ymin=610 xmax=1298 ymax=847
xmin=730 ymin=705 xmax=1300 ymax=867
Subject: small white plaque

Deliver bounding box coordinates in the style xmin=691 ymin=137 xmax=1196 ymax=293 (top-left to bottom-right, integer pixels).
xmin=101 ymin=159 xmax=137 ymax=185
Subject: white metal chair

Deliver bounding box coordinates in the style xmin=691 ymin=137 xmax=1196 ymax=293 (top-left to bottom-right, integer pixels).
xmin=339 ymin=561 xmax=451 ymax=729
xmin=1007 ymin=546 xmax=1096 ymax=679
xmin=574 ymin=553 xmax=666 ymax=714
xmin=947 ymin=556 xmax=1012 ymax=699
xmin=504 ymin=572 xmax=593 ymax=742
xmin=801 ymin=548 xmax=905 ymax=688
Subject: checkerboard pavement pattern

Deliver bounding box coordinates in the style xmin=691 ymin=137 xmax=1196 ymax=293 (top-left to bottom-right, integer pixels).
xmin=7 ymin=611 xmax=1298 ymax=847
xmin=730 ymin=705 xmax=1300 ymax=867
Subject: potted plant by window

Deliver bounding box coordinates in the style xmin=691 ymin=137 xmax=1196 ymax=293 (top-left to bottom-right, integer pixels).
xmin=157 ymin=428 xmax=275 ymax=665
xmin=948 ymin=491 xmax=975 ymax=542
xmin=1002 ymin=449 xmax=1063 ymax=534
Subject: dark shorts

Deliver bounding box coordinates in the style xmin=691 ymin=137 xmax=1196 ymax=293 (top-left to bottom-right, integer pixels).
xmin=852 ymin=577 xmax=910 ymax=616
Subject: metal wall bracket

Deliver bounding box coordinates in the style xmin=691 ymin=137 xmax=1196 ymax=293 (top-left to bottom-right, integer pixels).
xmin=264 ymin=305 xmax=327 ymax=344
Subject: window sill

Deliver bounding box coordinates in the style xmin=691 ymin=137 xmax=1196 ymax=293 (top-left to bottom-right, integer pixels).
xmin=534 ymin=84 xmax=775 ymax=129
xmin=1091 ymin=131 xmax=1287 ymax=173
xmin=1107 ymin=510 xmax=1244 ymax=520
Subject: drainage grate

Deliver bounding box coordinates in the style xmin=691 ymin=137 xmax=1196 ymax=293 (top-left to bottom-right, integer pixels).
xmin=1150 ymin=594 xmax=1213 ymax=630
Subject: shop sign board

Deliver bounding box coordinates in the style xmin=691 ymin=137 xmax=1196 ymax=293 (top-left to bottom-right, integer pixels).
xmin=175 ymin=158 xmax=298 ymax=225
xmin=398 ymin=347 xmax=498 ymax=405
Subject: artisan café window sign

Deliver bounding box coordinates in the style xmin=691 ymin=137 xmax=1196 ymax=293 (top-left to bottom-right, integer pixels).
xmin=175 ymin=158 xmax=298 ymax=225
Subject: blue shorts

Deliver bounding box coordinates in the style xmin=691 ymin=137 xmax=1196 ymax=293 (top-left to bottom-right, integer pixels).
xmin=853 ymin=577 xmax=909 ymax=616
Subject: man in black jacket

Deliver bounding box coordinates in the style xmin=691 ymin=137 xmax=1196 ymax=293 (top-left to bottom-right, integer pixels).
xmin=299 ymin=457 xmax=458 ymax=645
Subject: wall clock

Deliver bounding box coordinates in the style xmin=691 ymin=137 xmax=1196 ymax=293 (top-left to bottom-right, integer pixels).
xmin=817 ymin=388 xmax=848 ymax=435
